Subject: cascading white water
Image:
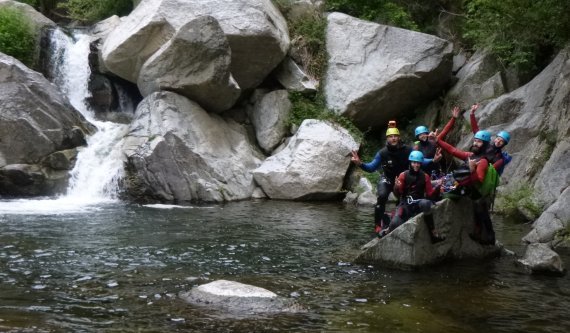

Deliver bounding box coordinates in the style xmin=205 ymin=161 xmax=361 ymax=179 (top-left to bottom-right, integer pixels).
xmin=47 ymin=29 xmax=129 ymax=203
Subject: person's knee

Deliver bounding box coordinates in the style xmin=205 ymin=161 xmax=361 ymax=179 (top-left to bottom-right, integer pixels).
xmin=418 ymin=200 xmax=433 ymax=213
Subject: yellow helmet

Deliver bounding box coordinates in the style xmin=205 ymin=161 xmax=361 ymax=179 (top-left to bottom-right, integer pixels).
xmin=386 ymin=127 xmax=400 ymax=136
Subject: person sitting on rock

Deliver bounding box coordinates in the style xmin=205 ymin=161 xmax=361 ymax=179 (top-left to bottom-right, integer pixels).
xmin=430 ymin=129 xmax=497 ymax=245
xmin=382 ymin=151 xmax=445 ymax=243
xmin=469 ymin=103 xmax=512 ymax=175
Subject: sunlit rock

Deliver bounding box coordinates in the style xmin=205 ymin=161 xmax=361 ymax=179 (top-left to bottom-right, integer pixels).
xmin=179 ymin=280 xmax=303 ymax=314
xmin=253 ymin=119 xmax=359 ymax=200
xmin=101 ymin=0 xmax=289 ymax=91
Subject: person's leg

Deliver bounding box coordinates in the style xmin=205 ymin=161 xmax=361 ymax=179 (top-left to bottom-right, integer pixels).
xmin=417 ymin=199 xmax=445 ymax=243
xmin=471 ymin=198 xmax=495 ymax=245
xmin=374 ymin=178 xmax=393 ymax=231
xmin=388 ymin=204 xmax=410 ymax=232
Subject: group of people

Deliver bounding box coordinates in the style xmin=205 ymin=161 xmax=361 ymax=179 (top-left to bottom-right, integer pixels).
xmin=351 ymin=104 xmax=511 ymax=245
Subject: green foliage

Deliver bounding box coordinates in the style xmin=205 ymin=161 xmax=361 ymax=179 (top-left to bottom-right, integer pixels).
xmin=0 ymin=7 xmax=35 ymax=66
xmin=497 ymin=185 xmax=544 ymax=220
xmin=288 ymin=92 xmax=363 ymax=142
xmin=463 ymin=0 xmax=570 ymax=70
xmin=288 ymin=12 xmax=327 ymax=79
xmin=57 ymin=0 xmax=133 ymax=23
xmin=326 ymin=0 xmax=419 ymax=30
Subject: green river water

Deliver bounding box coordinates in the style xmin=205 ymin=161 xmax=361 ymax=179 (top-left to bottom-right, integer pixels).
xmin=0 ymin=199 xmax=569 ymax=332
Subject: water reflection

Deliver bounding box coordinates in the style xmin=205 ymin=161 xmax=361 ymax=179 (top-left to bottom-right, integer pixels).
xmin=0 ymin=200 xmax=569 ymax=332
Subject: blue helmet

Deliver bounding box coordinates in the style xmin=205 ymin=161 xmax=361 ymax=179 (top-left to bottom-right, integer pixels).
xmin=474 ymin=130 xmax=491 ymax=142
xmin=415 ymin=126 xmax=429 ymax=137
xmin=497 ymin=130 xmax=510 ymax=144
xmin=409 ymin=150 xmax=424 ymax=162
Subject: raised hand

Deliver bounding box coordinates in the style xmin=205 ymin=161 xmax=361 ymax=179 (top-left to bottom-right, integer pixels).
xmin=428 ymin=128 xmax=439 ymax=142
xmin=470 ymin=103 xmax=479 ymax=114
xmin=350 ymin=150 xmax=362 ymax=165
xmin=433 ymin=147 xmax=443 ymax=163
xmin=452 ymin=106 xmax=461 ymax=118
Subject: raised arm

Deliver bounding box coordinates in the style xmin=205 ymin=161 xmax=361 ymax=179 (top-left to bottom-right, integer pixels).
xmin=437 ymin=139 xmax=472 ymax=160
xmin=437 ymin=106 xmax=461 ymax=140
xmin=469 ymin=104 xmax=480 ymax=134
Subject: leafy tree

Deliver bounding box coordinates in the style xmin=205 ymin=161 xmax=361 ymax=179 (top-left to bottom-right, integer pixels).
xmin=463 ymin=0 xmax=570 ymax=70
xmin=0 ymin=7 xmax=35 ymax=66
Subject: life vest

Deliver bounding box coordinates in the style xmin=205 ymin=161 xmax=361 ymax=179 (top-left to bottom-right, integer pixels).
xmin=416 ymin=139 xmax=437 ymax=158
xmin=401 ymin=169 xmax=427 ymax=203
xmin=380 ymin=144 xmax=411 ymax=181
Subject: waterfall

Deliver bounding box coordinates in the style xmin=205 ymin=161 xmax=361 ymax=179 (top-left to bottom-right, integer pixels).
xmin=47 ymin=28 xmax=130 ymax=203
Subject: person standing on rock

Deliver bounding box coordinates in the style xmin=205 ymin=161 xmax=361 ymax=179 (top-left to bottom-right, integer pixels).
xmin=429 ymin=129 xmax=497 ymax=245
xmin=351 ymin=121 xmax=414 ymax=235
xmin=386 ymin=151 xmax=445 ymax=243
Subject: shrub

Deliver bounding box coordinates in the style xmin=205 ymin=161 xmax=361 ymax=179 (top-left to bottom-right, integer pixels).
xmin=57 ymin=0 xmax=133 ymax=23
xmin=0 ymin=6 xmax=35 ymax=66
xmin=326 ymin=0 xmax=419 ymax=30
xmin=497 ymin=185 xmax=544 ymax=221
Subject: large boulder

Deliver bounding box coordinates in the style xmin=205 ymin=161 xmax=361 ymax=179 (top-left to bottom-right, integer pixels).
xmin=122 ymin=91 xmax=263 ymax=203
xmin=101 ymin=0 xmax=289 ymax=92
xmin=253 ymin=119 xmax=359 ymax=200
xmin=324 ymin=12 xmax=453 ymax=132
xmin=355 ymin=198 xmax=502 ymax=269
xmin=137 ymin=16 xmax=240 ymax=113
xmin=179 ymin=280 xmax=302 ymax=314
xmin=0 ymin=53 xmax=92 ymax=196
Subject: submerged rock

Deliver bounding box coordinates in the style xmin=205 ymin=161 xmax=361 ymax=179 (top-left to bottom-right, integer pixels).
xmin=179 ymin=280 xmax=303 ymax=314
xmin=355 ymin=198 xmax=502 ymax=269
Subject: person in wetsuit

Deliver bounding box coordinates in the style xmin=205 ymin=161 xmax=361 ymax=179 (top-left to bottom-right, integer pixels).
xmin=431 ymin=129 xmax=497 ymax=245
xmin=386 ymin=151 xmax=445 ymax=243
xmin=351 ymin=123 xmax=412 ymax=235
xmin=469 ymin=103 xmax=511 ymax=174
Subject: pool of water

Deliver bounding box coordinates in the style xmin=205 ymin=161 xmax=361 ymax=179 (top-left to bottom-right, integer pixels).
xmin=0 ymin=199 xmax=569 ymax=332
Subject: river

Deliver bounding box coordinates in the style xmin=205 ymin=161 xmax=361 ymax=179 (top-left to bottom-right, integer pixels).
xmin=1 ymin=199 xmax=569 ymax=332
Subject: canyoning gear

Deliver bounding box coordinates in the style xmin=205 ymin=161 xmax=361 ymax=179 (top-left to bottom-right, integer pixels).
xmin=475 ymin=164 xmax=500 ymax=198
xmin=415 ymin=126 xmax=429 ymax=137
xmin=409 ymin=150 xmax=424 ymax=162
xmin=474 ymin=130 xmax=491 ymax=142
xmin=402 ymin=170 xmax=427 ymax=203
xmin=386 ymin=127 xmax=400 ymax=136
xmin=497 ymin=151 xmax=512 ymax=175
xmin=386 ymin=120 xmax=400 ymax=136
xmin=497 ymin=130 xmax=511 ymax=144
xmin=379 ymin=144 xmax=412 ymax=181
